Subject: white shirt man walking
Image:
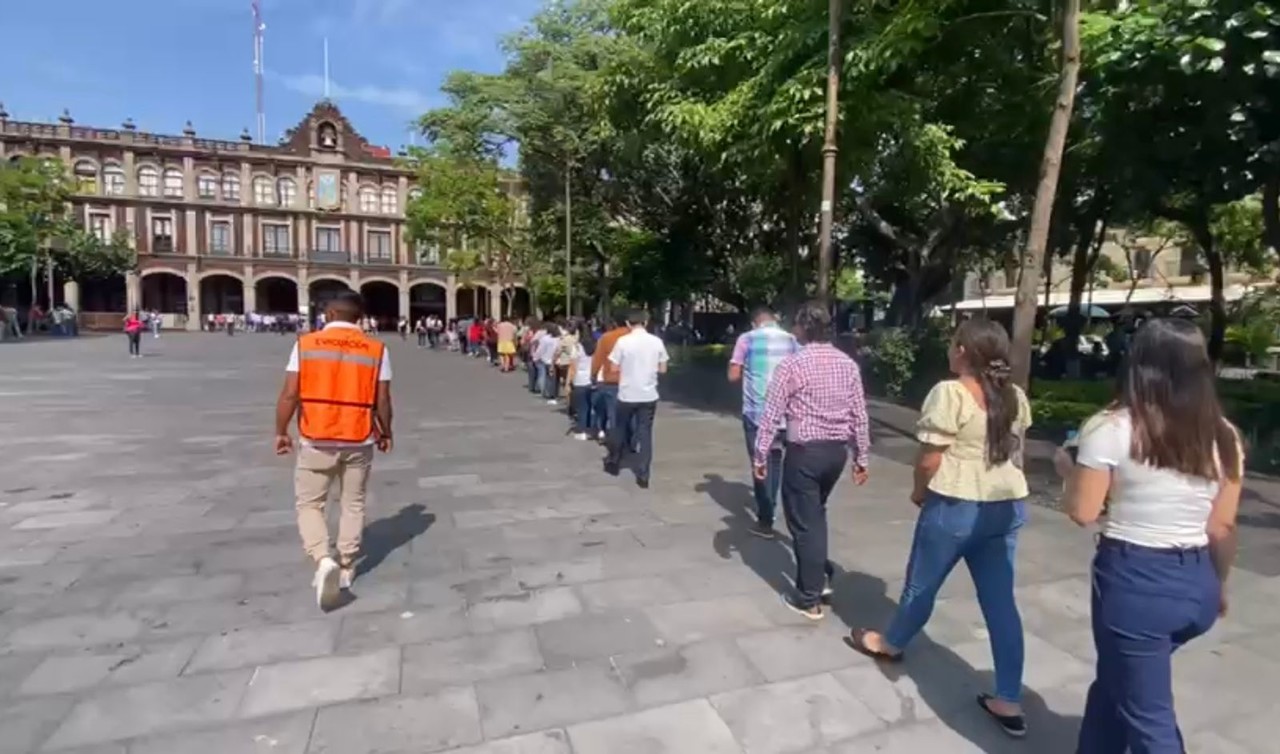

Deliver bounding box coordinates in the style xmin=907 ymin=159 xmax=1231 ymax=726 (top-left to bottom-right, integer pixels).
xmin=603 ymin=309 xmax=669 ymax=489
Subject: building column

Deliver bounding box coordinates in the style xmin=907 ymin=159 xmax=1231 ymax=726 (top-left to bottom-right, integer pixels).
xmin=297 ymin=265 xmax=309 ymax=318
xmin=63 ymin=280 xmax=81 ymax=312
xmin=125 ymin=271 xmax=141 ymax=313
xmin=446 ymin=274 xmax=458 ymax=321
xmin=185 ymin=263 xmax=201 ymax=331
xmin=243 ymin=265 xmax=257 ymax=314
xmin=490 ymin=285 xmax=503 ymax=320
xmin=184 ymin=209 xmax=198 ymax=256
xmin=398 ymin=270 xmax=410 ymax=320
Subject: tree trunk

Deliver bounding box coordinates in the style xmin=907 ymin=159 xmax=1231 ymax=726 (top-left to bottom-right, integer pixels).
xmin=1191 ymin=219 xmax=1226 ymax=362
xmin=1064 ymin=212 xmax=1107 ymax=375
xmin=28 ymin=254 xmax=38 ymax=334
xmin=1009 ymin=0 xmax=1082 ymax=389
xmin=1264 ymin=171 xmax=1279 ymax=261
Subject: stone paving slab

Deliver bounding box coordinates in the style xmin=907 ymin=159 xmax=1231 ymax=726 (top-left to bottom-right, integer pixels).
xmin=0 ymin=335 xmax=1275 ymax=752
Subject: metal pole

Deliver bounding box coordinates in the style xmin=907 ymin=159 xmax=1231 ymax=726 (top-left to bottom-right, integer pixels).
xmin=816 ymin=0 xmax=843 ymax=303
xmin=565 ymin=157 xmax=572 ymax=317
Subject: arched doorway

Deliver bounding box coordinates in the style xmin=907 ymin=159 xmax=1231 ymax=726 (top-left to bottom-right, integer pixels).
xmin=360 ymin=280 xmax=399 ymax=329
xmin=502 ymin=287 xmax=531 ymax=320
xmin=141 ymin=272 xmax=188 ymax=314
xmin=199 ymin=275 xmax=244 ymax=316
xmin=255 ymin=276 xmax=298 ymax=314
xmin=307 ymin=278 xmax=352 ymax=324
xmin=80 ymin=274 xmax=127 ymax=314
xmin=455 ymin=286 xmax=490 ymax=320
xmin=409 ymin=282 xmax=447 ymax=322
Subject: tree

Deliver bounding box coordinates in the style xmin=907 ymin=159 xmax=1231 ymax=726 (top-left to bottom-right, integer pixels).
xmin=1 ymin=157 xmax=135 ymax=327
xmin=1010 ymin=0 xmax=1083 ymax=388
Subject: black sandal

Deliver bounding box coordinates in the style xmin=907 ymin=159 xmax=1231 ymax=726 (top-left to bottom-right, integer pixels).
xmin=843 ymin=629 xmax=904 ymax=662
xmin=978 ymin=693 xmax=1027 ymax=738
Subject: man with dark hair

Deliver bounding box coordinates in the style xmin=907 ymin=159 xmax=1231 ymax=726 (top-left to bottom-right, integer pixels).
xmin=274 ymin=289 xmax=393 ymax=611
xmin=753 ymin=300 xmax=870 ymax=620
xmin=603 ymin=309 xmax=669 ymax=488
xmin=590 ymin=310 xmax=632 ymax=441
xmin=729 ymin=304 xmax=798 ymax=538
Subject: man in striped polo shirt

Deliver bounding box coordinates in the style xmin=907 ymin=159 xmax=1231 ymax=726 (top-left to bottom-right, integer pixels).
xmin=728 ymin=305 xmax=798 ymax=538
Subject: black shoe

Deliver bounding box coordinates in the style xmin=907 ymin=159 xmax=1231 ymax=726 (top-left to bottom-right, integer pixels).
xmin=748 ymin=522 xmax=776 ymax=540
xmin=636 ymin=478 xmax=650 ymax=490
xmin=978 ymin=694 xmax=1027 ymax=738
xmin=782 ymin=593 xmax=823 ymax=621
xmin=603 ymin=461 xmax=620 ymax=477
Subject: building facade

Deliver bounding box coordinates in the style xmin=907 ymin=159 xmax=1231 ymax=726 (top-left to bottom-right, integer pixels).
xmin=0 ymin=101 xmax=528 ymax=329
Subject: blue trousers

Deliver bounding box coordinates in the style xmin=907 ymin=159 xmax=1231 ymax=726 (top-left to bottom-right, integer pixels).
xmin=593 ymin=384 xmax=618 ymax=435
xmin=1076 ymin=538 xmax=1218 ymax=754
xmin=571 ymin=385 xmax=593 ymax=433
xmin=885 ymin=494 xmax=1026 ymax=703
xmin=742 ymin=418 xmax=783 ymax=526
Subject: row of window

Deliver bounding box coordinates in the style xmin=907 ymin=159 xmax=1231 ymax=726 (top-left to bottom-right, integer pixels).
xmin=87 ymin=210 xmax=396 ymax=260
xmin=72 ymin=160 xmax=403 ymax=213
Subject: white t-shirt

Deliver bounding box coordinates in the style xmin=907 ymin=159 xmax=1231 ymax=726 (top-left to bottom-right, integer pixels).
xmin=609 ymin=328 xmax=669 ymax=403
xmin=1077 ymin=409 xmax=1227 ymax=548
xmin=286 ymin=322 xmax=392 ymax=447
xmin=534 ymin=332 xmax=558 ymax=364
xmin=572 ymin=343 xmax=593 ymax=387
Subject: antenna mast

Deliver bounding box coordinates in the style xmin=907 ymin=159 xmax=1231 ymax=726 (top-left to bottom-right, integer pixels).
xmin=252 ymin=0 xmax=266 ymax=144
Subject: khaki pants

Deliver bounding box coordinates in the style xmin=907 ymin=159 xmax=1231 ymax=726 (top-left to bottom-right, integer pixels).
xmin=295 ymin=445 xmax=373 ymax=564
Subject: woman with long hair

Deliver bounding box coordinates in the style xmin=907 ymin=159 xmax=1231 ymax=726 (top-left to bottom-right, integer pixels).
xmin=569 ymin=323 xmax=597 ymax=440
xmin=1058 ymin=318 xmax=1241 ymax=753
xmin=849 ymin=318 xmax=1032 ymax=737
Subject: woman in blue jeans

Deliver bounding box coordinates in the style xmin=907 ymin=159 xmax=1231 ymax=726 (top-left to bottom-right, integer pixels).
xmin=850 ymin=318 xmax=1033 ymax=738
xmin=1056 ymin=318 xmax=1242 ymax=754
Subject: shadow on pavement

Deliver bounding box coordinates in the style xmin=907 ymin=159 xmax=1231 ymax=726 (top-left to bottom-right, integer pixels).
xmin=696 ymin=472 xmax=1083 ymax=752
xmin=355 ymin=503 xmax=436 ymax=578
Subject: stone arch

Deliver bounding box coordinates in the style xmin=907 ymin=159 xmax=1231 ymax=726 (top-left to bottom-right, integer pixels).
xmin=409 ymin=280 xmax=447 ymax=321
xmin=307 ymin=278 xmax=353 ymax=320
xmin=199 ymin=273 xmax=244 ymax=315
xmin=503 ymin=286 xmax=532 ymax=320
xmin=455 ymin=284 xmax=491 ymax=320
xmin=255 ymin=275 xmax=299 ymax=314
xmin=360 ymin=279 xmax=401 ymax=327
xmin=140 ymin=270 xmax=189 ymax=314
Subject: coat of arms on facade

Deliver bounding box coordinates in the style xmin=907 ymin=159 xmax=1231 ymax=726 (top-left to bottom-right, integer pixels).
xmin=315 ymin=170 xmax=341 ymax=211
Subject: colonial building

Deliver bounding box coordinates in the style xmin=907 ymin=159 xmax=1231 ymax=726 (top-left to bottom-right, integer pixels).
xmin=0 ymin=101 xmax=528 ymax=329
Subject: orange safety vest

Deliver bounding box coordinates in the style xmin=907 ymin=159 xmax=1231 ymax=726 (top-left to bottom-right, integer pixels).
xmin=296 ymin=328 xmax=386 ymax=443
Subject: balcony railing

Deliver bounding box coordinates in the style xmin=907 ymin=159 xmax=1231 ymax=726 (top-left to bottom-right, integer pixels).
xmin=309 ymin=249 xmax=350 ymax=264
xmin=260 ymin=248 xmax=294 ymax=260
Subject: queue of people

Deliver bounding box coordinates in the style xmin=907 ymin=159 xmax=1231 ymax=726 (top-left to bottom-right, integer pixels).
xmin=262 ymin=290 xmax=1241 ymax=751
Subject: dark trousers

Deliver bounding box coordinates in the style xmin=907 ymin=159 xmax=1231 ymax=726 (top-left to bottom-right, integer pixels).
xmin=541 ymin=363 xmax=559 ymax=400
xmin=607 ymin=400 xmax=657 ymax=481
xmin=127 ymin=332 xmax=141 ymax=355
xmin=570 ymin=385 xmax=593 ymax=433
xmin=526 ymin=355 xmax=539 ymax=392
xmin=743 ymin=418 xmax=784 ymax=526
xmin=593 ymin=384 xmax=618 ymax=435
xmin=1077 ymin=538 xmax=1219 ymax=754
xmin=459 ymin=334 xmax=469 ymax=356
xmin=781 ymin=441 xmax=847 ymax=608
xmin=417 ymin=332 xmax=427 ymax=347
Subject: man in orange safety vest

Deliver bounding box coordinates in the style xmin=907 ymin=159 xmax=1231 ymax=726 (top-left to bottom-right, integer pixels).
xmin=274 ymin=290 xmax=393 ymax=611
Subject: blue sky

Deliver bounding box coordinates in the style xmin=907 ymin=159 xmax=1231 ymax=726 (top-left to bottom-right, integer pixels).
xmin=0 ymin=0 xmax=542 ymax=149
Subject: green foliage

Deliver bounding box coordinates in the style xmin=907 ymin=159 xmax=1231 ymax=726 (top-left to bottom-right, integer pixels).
xmin=0 ymin=157 xmax=135 ymax=281
xmin=862 ymin=323 xmax=950 ymax=402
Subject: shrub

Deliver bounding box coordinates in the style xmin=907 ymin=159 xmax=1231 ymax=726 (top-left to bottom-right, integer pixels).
xmin=861 ymin=324 xmax=951 ymax=402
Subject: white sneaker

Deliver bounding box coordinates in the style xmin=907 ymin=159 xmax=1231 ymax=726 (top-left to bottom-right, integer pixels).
xmin=573 ymin=433 xmax=589 ymax=441
xmin=547 ymin=399 xmax=558 ymax=405
xmin=598 ymin=431 xmax=606 ymax=441
xmin=313 ymin=557 xmax=341 ymax=610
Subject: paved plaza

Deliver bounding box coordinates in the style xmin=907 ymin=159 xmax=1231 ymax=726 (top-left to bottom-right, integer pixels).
xmin=1 ymin=333 xmax=1279 ymax=754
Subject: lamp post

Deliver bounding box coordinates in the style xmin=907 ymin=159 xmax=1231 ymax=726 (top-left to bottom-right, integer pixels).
xmin=565 ymin=156 xmax=572 ymax=317
xmin=816 ymin=0 xmax=844 ymax=303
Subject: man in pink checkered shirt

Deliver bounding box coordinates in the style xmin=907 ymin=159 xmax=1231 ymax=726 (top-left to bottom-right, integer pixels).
xmin=753 ymin=301 xmax=870 ymax=620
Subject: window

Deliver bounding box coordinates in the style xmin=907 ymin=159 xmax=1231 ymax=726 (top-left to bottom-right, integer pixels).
xmin=380 ymin=187 xmax=398 ymax=215
xmin=138 ymin=165 xmax=159 ymax=197
xmin=416 ymin=241 xmax=441 ymax=265
xmin=162 ymin=168 xmax=184 ymax=198
xmin=73 ymin=160 xmax=98 ymax=194
xmin=197 ymin=173 xmax=218 ymax=199
xmin=367 ymin=230 xmax=392 ymax=261
xmin=253 ymin=176 xmax=275 ymax=206
xmin=221 ymin=172 xmax=241 ymax=201
xmin=152 ymin=215 xmax=174 ymax=253
xmin=315 ymin=227 xmax=342 ymax=253
xmin=1133 ymin=248 xmax=1153 ymax=280
xmin=358 ymin=186 xmax=378 ymax=213
xmin=88 ymin=212 xmax=112 ymax=242
xmin=210 ymin=221 xmax=232 ymax=255
xmin=277 ymin=177 xmax=297 ymax=207
xmin=262 ymin=224 xmax=290 ymax=256
xmin=103 ymin=163 xmax=125 ymax=196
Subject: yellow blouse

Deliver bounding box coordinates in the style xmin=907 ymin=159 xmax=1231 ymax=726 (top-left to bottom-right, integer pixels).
xmin=916 ymin=380 xmax=1032 ymax=502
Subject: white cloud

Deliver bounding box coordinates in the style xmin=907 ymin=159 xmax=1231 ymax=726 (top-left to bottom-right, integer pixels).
xmin=275 ymin=72 xmax=437 ymax=113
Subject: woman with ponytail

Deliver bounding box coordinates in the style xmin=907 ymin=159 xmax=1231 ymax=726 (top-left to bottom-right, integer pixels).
xmin=849 ymin=318 xmax=1033 ymax=738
